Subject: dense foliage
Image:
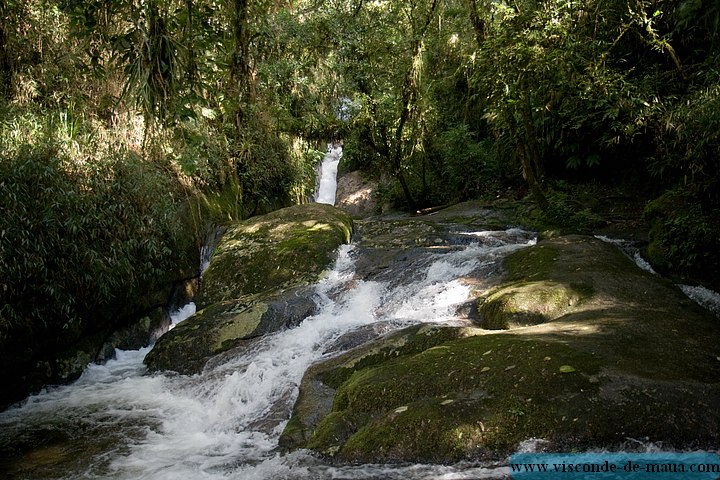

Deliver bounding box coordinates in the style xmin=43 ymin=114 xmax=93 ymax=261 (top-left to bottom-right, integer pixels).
xmin=329 ymin=0 xmax=720 ymax=286
xmin=1 ymin=0 xmax=719 ymax=389
xmin=0 ymin=0 xmax=330 ymax=368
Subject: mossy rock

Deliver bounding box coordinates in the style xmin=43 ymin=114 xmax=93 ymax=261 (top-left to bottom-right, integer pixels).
xmin=281 ymin=235 xmax=720 ymax=463
xmin=479 ymin=281 xmax=591 ymax=329
xmin=144 ymin=286 xmax=317 ymax=374
xmin=196 ymin=203 xmax=353 ymax=309
xmin=279 ymin=324 xmax=481 ymax=450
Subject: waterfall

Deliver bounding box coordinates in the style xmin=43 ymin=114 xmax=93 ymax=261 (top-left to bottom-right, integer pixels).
xmin=314 ymin=144 xmax=342 ymax=205
xmin=0 ymin=229 xmax=538 ymax=480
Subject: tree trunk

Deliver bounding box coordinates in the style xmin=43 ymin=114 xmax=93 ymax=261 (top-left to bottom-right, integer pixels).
xmin=507 ymin=109 xmax=549 ymax=211
xmin=390 ymin=0 xmax=439 ymax=209
xmin=230 ymin=0 xmax=250 ymax=131
xmin=510 ymin=76 xmax=549 ymax=210
xmin=466 ymin=0 xmax=487 ymax=46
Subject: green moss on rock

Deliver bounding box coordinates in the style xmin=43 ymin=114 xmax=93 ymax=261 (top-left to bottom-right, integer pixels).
xmin=196 ymin=203 xmax=352 ymax=308
xmin=145 ymin=286 xmax=317 ymax=374
xmin=282 ymin=234 xmax=720 ymax=463
xmin=302 ymin=333 xmax=606 ymax=462
xmin=478 ymin=281 xmax=593 ymax=329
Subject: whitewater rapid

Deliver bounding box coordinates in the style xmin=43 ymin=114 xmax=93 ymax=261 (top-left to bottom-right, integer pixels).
xmin=0 ymin=230 xmax=538 ymax=479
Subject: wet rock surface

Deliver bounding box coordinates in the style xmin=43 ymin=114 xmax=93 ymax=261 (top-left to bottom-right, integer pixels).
xmin=145 ymin=286 xmax=318 ymax=374
xmin=145 ymin=203 xmax=353 ymax=374
xmin=281 ymin=209 xmax=720 ymax=463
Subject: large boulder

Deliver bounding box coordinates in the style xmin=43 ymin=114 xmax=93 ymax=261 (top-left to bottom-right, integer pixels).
xmin=335 ymin=171 xmax=380 ymax=218
xmin=280 ymin=235 xmax=720 ymax=463
xmin=145 ymin=203 xmax=353 ymax=374
xmin=144 ymin=287 xmax=317 ymax=374
xmin=195 ymin=203 xmax=353 ymax=309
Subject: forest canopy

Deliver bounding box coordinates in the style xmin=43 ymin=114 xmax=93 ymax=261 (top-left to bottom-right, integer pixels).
xmin=1 ymin=0 xmax=719 ymax=349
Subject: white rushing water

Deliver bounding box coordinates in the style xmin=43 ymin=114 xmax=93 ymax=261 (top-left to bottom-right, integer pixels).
xmin=594 ymin=235 xmax=720 ymax=316
xmin=314 ymin=144 xmax=342 ymax=205
xmin=593 ymin=235 xmax=658 ymax=275
xmin=678 ymin=284 xmax=720 ymax=317
xmin=0 ymin=230 xmax=537 ymax=480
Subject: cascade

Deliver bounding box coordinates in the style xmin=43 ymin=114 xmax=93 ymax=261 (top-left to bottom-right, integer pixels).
xmin=314 ymin=143 xmax=342 ymax=205
xmin=0 ymin=229 xmax=538 ymax=479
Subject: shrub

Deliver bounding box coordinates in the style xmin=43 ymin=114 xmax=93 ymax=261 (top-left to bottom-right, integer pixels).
xmin=0 ymin=143 xmax=197 ymax=343
xmin=652 ymin=84 xmax=720 ymax=208
xmin=644 ymin=189 xmax=720 ymax=284
xmin=433 ymin=124 xmax=507 ymax=202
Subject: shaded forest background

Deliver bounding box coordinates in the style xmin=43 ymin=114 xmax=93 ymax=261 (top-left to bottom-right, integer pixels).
xmin=1 ymin=0 xmax=719 ymax=387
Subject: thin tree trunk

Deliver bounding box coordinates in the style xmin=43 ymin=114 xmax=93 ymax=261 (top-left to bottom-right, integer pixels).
xmin=230 ymin=0 xmax=250 ymax=131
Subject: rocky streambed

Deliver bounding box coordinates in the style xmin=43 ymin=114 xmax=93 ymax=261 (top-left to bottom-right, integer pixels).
xmin=283 ymin=230 xmax=720 ymax=462
xmin=150 ymin=201 xmax=720 ymax=462
xmin=3 ymin=201 xmax=718 ymax=479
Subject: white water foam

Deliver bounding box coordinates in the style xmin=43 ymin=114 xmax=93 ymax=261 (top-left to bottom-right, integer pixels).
xmin=384 ymin=235 xmax=536 ymax=323
xmin=678 ymin=284 xmax=720 ymax=317
xmin=314 ymin=145 xmax=342 ymax=205
xmin=594 ymin=235 xmax=657 ymax=274
xmin=0 ymin=231 xmax=536 ymax=479
xmin=169 ymin=301 xmax=196 ymax=329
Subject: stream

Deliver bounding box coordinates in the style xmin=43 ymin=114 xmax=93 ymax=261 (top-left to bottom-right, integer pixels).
xmin=0 ymin=228 xmax=537 ymax=479
xmin=0 ymin=151 xmax=536 ymax=479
